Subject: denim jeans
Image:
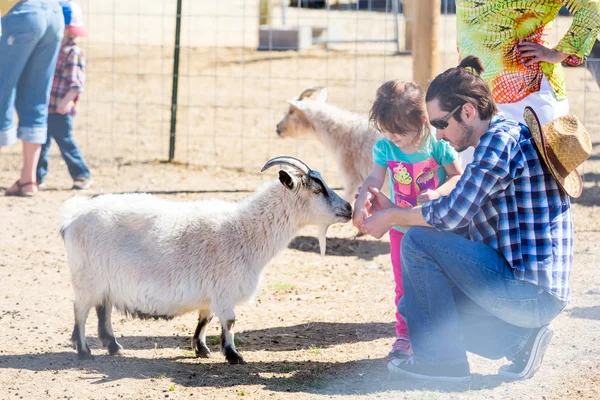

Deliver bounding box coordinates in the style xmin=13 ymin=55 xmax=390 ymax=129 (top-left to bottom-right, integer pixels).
xmin=37 ymin=113 xmax=90 ymax=183
xmin=398 ymin=227 xmax=566 ymax=366
xmin=0 ymin=0 xmax=64 ymax=146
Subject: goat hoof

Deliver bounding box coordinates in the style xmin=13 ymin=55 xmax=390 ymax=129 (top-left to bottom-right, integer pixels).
xmin=194 ymin=348 xmax=211 ymax=359
xmin=108 ymin=342 xmax=123 ymax=356
xmin=227 ymin=356 xmax=246 ymax=365
xmin=77 ymin=349 xmax=93 ymax=360
xmin=224 ymin=347 xmax=245 ymax=364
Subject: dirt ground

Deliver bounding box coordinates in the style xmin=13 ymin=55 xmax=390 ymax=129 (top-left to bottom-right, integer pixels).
xmin=0 ymin=156 xmax=599 ymax=400
xmin=1 ymin=4 xmax=600 ymax=399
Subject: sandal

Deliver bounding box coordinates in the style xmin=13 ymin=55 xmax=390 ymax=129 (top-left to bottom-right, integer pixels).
xmin=5 ymin=180 xmax=38 ymax=197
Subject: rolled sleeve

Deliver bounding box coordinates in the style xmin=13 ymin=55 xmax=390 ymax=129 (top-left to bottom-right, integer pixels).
xmin=422 ymin=130 xmax=523 ymax=231
xmin=556 ymin=0 xmax=600 ymax=66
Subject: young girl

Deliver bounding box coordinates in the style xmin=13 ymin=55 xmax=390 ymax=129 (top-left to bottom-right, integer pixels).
xmin=353 ymin=80 xmax=463 ymax=360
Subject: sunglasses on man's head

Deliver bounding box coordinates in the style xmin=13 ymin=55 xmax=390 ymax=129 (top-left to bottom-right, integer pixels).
xmin=430 ymin=104 xmax=463 ymax=130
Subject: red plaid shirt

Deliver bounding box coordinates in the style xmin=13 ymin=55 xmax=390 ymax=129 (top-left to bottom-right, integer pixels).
xmin=48 ymin=40 xmax=86 ymax=115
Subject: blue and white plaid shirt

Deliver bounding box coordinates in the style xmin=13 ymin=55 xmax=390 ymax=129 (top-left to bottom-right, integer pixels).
xmin=422 ymin=114 xmax=573 ymax=302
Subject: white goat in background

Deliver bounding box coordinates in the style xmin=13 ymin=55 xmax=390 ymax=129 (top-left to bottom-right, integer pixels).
xmin=276 ymin=87 xmax=387 ymax=202
xmin=60 ymin=156 xmax=352 ymax=364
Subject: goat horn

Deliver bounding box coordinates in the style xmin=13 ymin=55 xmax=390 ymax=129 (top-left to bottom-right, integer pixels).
xmin=261 ymin=156 xmax=311 ymax=175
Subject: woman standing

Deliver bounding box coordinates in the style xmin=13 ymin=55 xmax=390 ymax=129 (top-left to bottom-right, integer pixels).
xmin=0 ymin=0 xmax=64 ymax=196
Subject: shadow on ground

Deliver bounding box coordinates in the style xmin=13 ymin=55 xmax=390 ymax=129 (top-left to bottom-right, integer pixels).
xmin=112 ymin=322 xmax=397 ymax=353
xmin=573 ymin=185 xmax=600 ymax=207
xmin=0 ymin=351 xmax=504 ymax=396
xmin=289 ymin=236 xmax=389 ymax=260
xmin=567 ymin=306 xmax=600 ymax=321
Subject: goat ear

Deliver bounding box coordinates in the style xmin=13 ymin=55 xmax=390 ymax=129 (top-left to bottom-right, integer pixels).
xmin=313 ymin=87 xmax=328 ymax=103
xmin=278 ymin=169 xmax=296 ymax=190
xmin=286 ymin=99 xmax=307 ymax=112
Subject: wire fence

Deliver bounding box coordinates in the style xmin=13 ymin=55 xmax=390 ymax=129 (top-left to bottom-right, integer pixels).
xmin=1 ymin=0 xmax=598 ymax=189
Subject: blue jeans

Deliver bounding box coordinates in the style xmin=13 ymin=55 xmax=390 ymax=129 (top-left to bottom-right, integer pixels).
xmin=0 ymin=0 xmax=64 ymax=146
xmin=37 ymin=113 xmax=91 ymax=183
xmin=399 ymin=227 xmax=566 ymax=366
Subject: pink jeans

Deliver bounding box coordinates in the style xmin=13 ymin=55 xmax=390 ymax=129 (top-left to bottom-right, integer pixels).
xmin=390 ymin=228 xmax=408 ymax=338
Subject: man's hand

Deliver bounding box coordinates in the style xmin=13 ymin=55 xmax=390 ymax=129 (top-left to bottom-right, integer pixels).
xmin=517 ymin=41 xmax=568 ymax=66
xmin=56 ymin=100 xmax=74 ymax=115
xmin=362 ymin=209 xmax=393 ymax=239
xmin=365 ymin=186 xmax=394 ymax=213
xmin=417 ymin=189 xmax=441 ymax=203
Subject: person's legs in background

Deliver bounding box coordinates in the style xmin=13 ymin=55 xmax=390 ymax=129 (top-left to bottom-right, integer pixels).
xmin=36 ymin=128 xmax=54 ymax=187
xmin=2 ymin=0 xmax=63 ymax=195
xmin=45 ymin=113 xmax=91 ymax=188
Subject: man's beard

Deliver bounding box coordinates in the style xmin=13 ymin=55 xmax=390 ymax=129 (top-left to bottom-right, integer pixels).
xmin=454 ymin=121 xmax=475 ymax=153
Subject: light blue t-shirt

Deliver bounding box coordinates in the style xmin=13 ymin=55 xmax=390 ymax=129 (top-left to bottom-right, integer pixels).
xmin=372 ymin=135 xmax=458 ymax=232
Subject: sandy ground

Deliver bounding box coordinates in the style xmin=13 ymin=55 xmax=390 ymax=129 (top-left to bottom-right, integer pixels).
xmin=0 ymin=160 xmax=599 ymax=400
xmin=1 ymin=3 xmax=600 ymax=399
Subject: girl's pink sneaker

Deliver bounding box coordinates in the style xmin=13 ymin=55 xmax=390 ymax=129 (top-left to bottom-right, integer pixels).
xmin=388 ymin=337 xmax=413 ymax=360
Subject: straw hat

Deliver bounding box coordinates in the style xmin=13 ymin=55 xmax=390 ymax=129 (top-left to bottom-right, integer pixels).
xmin=523 ymin=106 xmax=592 ymax=198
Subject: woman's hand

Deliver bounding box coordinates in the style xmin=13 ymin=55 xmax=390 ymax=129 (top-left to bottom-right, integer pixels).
xmin=517 ymin=41 xmax=568 ymax=66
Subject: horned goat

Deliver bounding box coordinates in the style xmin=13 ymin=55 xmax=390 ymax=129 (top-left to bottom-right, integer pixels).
xmin=60 ymin=156 xmax=352 ymax=364
xmin=276 ymin=87 xmax=387 ymax=202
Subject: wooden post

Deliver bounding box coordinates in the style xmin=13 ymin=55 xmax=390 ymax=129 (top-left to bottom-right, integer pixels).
xmin=413 ymin=0 xmax=440 ymax=90
xmin=403 ymin=0 xmax=413 ymax=52
xmin=259 ymin=0 xmax=271 ymax=25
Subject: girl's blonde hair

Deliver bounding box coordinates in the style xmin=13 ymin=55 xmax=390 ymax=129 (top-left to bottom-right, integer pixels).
xmin=369 ymin=80 xmax=430 ymax=146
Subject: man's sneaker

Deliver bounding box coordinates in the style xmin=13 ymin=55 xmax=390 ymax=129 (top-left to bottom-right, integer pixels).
xmin=37 ymin=181 xmax=47 ymax=190
xmin=388 ymin=337 xmax=413 ymax=360
xmin=498 ymin=324 xmax=553 ymax=381
xmin=388 ymin=357 xmax=471 ymax=383
xmin=72 ymin=178 xmax=92 ymax=190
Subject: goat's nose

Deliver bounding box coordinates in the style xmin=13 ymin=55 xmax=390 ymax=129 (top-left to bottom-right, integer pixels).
xmin=344 ymin=202 xmax=352 ymax=213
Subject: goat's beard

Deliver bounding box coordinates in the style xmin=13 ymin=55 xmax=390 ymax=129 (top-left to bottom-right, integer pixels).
xmin=317 ymin=225 xmax=329 ymax=260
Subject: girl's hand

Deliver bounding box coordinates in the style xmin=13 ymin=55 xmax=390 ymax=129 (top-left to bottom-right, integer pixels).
xmin=352 ymin=203 xmax=369 ymax=230
xmin=353 ymin=186 xmax=367 ymax=230
xmin=517 ymin=41 xmax=568 ymax=66
xmin=417 ymin=189 xmax=441 ymax=203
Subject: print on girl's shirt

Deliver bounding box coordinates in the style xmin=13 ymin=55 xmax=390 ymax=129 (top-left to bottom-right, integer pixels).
xmin=388 ymin=158 xmax=440 ymax=208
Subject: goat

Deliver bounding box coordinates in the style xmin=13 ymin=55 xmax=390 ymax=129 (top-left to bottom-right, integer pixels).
xmin=276 ymin=87 xmax=386 ymax=202
xmin=60 ymin=156 xmax=352 ymax=364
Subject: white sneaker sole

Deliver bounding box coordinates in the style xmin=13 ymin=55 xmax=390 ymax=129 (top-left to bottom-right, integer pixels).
xmin=387 ymin=361 xmax=472 ymax=383
xmin=499 ymin=325 xmax=553 ymax=381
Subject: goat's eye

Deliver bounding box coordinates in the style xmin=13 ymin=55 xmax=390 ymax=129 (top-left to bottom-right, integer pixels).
xmin=313 ymin=188 xmax=322 ymax=195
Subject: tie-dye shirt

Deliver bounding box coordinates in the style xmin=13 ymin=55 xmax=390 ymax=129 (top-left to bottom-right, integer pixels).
xmin=456 ymin=0 xmax=600 ymax=104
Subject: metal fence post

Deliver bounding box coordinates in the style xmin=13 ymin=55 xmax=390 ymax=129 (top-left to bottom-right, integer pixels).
xmin=168 ymin=0 xmax=183 ymax=162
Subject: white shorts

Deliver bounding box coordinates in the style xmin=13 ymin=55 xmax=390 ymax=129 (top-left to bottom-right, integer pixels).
xmin=459 ymin=76 xmax=569 ymax=168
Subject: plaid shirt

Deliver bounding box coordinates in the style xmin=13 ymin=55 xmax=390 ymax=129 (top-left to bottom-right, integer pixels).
xmin=422 ymin=115 xmax=573 ymax=302
xmin=49 ymin=40 xmax=85 ymax=116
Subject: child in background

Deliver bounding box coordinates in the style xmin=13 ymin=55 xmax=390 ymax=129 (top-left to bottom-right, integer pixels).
xmin=37 ymin=0 xmax=91 ymax=190
xmin=353 ymin=80 xmax=463 ymax=361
